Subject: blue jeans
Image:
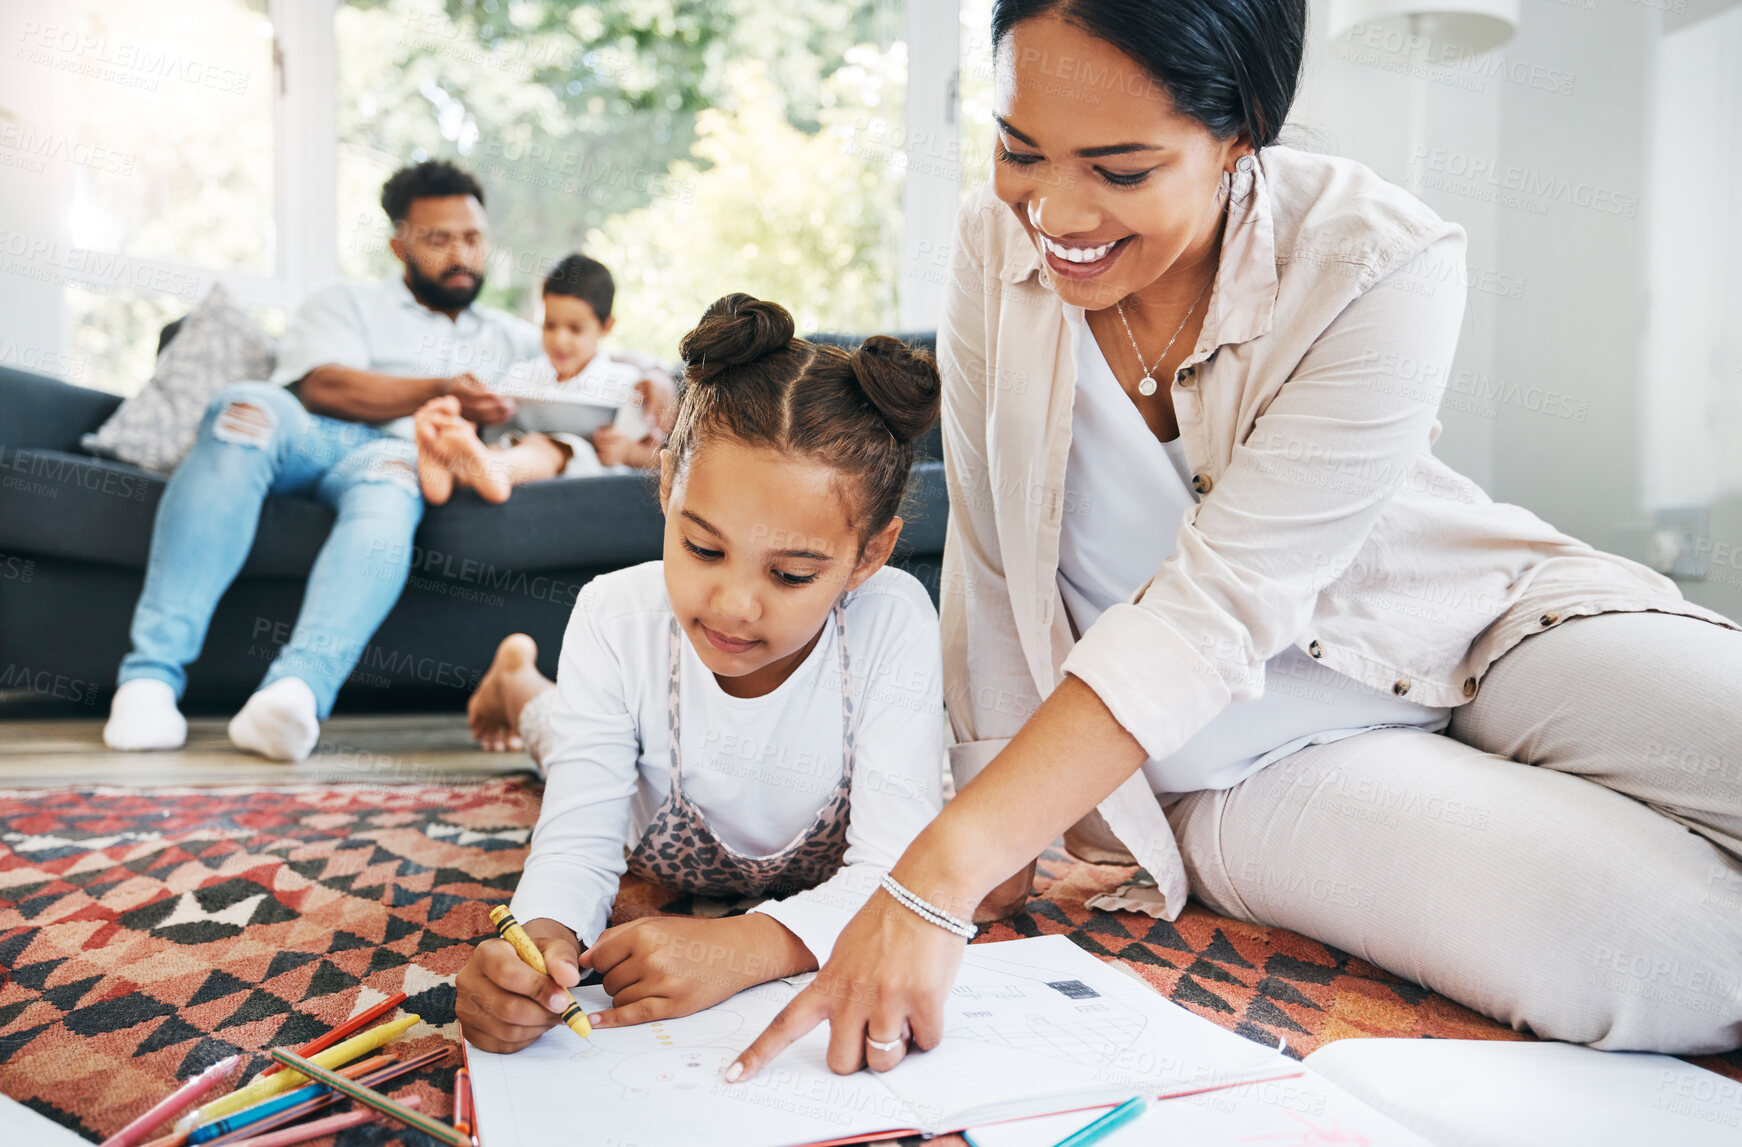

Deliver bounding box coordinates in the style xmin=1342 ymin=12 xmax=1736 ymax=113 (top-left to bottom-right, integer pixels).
xmin=118 ymin=381 xmax=424 ymax=719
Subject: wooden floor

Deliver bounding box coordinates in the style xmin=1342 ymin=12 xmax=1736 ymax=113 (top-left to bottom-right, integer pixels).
xmin=0 ymin=715 xmax=536 ymax=788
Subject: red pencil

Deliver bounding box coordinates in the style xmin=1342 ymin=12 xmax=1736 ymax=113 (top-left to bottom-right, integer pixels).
xmin=260 ymin=991 xmax=408 ymax=1076
xmin=453 ymin=1067 xmax=473 ymax=1138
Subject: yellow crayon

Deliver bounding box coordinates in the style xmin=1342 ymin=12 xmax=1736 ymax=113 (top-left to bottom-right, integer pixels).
xmin=489 ymin=905 xmax=592 ymax=1038
xmin=179 ymin=1013 xmax=420 ymax=1128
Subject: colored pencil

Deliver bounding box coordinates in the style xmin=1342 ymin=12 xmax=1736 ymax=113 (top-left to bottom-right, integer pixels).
xmin=178 ymin=1013 xmax=420 ymax=1127
xmin=102 ymin=1055 xmax=240 ymax=1147
xmin=220 ymin=1095 xmax=422 ymax=1147
xmin=143 ymin=1056 xmax=394 ymax=1147
xmin=184 ymin=1054 xmax=396 ymax=1144
xmin=268 ymin=1049 xmax=467 ymax=1147
xmin=259 ymin=991 xmax=407 ymax=1076
xmin=200 ymin=1048 xmax=451 ymax=1147
xmin=453 ymin=1067 xmax=473 ymax=1137
xmin=1051 ymin=1096 xmax=1147 ymax=1147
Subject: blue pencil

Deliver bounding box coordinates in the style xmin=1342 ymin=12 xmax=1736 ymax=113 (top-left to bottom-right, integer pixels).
xmin=185 ymin=1085 xmax=325 ymax=1145
xmin=1052 ymin=1096 xmax=1147 ymax=1147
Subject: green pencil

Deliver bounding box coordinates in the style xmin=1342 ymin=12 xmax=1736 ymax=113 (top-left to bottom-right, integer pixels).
xmin=266 ymin=1049 xmax=467 ymax=1147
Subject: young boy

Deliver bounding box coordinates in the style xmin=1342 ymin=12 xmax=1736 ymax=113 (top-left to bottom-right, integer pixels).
xmin=414 ymin=254 xmax=668 ymax=504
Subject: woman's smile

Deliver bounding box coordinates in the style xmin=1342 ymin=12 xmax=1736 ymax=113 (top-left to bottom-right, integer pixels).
xmin=1037 ymin=232 xmax=1134 ymax=279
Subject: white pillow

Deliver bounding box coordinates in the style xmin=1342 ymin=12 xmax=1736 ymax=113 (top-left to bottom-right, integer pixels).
xmin=81 ymin=284 xmax=278 ymax=474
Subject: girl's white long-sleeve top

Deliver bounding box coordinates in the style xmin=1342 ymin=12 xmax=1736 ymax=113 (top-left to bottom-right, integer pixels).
xmin=510 ymin=561 xmax=946 ymax=963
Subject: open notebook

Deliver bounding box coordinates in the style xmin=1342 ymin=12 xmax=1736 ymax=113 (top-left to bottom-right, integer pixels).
xmin=465 ymin=935 xmax=1291 ymax=1146
xmin=963 ymin=1036 xmax=1742 ymax=1147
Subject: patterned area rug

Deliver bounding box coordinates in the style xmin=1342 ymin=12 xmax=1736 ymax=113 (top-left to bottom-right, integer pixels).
xmin=2 ymin=779 xmax=1737 ymax=1146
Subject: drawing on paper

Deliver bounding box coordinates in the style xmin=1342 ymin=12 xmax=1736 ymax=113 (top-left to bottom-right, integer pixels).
xmin=561 ymin=994 xmax=767 ymax=1096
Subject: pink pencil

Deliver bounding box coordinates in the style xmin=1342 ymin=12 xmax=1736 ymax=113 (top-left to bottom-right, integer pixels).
xmin=102 ymin=1055 xmax=241 ymax=1147
xmin=220 ymin=1095 xmax=422 ymax=1147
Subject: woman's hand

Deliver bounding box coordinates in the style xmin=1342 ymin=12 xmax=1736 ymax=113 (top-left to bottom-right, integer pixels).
xmin=727 ymin=888 xmax=969 ymax=1081
xmin=730 ymin=678 xmax=1151 ymax=1080
xmin=455 ymin=917 xmax=583 ymax=1053
xmin=581 ymin=915 xmax=816 ymax=1028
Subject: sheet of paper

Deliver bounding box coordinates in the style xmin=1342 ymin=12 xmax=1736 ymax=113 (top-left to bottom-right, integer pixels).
xmin=467 ymin=935 xmax=1289 ymax=1147
xmin=877 ymin=935 xmax=1282 ymax=1126
xmin=1305 ymin=1037 xmax=1742 ymax=1146
xmin=962 ymin=1066 xmax=1435 ymax=1147
xmin=467 ymin=977 xmax=904 ymax=1147
xmin=0 ymin=1094 xmax=93 ymax=1146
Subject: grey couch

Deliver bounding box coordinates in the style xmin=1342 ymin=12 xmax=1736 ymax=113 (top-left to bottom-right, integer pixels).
xmin=0 ymin=332 xmax=946 ymax=716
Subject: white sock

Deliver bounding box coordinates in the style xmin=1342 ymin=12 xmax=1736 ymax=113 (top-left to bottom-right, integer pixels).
xmin=103 ymin=679 xmax=187 ymax=751
xmin=228 ymin=677 xmax=321 ymax=762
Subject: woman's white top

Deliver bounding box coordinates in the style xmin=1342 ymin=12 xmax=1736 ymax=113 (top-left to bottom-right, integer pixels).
xmin=509 ymin=561 xmax=946 ymax=961
xmin=1056 ymin=309 xmax=1450 ymax=794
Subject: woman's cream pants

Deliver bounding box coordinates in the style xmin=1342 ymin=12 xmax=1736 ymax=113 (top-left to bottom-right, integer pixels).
xmin=1168 ymin=611 xmax=1742 ymax=1053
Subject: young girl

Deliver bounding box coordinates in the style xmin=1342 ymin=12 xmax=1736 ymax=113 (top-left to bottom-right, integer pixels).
xmin=456 ymin=294 xmax=948 ymax=1053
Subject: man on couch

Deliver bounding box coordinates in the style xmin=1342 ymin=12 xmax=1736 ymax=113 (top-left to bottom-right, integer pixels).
xmin=104 ymin=160 xmax=539 ymax=761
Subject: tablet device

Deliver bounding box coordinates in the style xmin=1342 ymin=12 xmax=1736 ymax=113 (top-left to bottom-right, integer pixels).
xmin=504 ymin=394 xmax=621 ymax=438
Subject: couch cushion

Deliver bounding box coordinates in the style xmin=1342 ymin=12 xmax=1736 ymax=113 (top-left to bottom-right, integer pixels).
xmin=413 ymin=471 xmax=666 ymax=573
xmin=0 ymin=367 xmax=123 ymax=453
xmin=0 ymin=447 xmax=337 ymax=576
xmin=81 ymin=284 xmax=278 ymax=474
xmin=0 ymin=447 xmax=673 ymax=577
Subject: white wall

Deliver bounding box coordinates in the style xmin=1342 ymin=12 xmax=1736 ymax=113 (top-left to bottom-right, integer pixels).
xmin=1645 ymin=3 xmax=1742 ymax=617
xmin=1644 ymin=8 xmax=1742 ymax=512
xmin=1490 ymin=2 xmax=1657 ymax=557
xmin=1290 ymin=0 xmax=1504 ymax=493
xmin=1296 ymin=0 xmax=1741 ymax=624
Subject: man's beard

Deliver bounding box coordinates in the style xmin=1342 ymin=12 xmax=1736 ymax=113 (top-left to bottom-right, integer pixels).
xmin=405 ymin=260 xmax=485 ymax=311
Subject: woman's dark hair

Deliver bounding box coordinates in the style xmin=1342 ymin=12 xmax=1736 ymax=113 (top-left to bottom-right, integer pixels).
xmin=380 ymin=160 xmax=487 ymax=225
xmin=543 ymin=254 xmax=615 ymax=322
xmin=991 ymin=0 xmax=1305 ymax=149
xmin=668 ymin=293 xmax=941 ymax=549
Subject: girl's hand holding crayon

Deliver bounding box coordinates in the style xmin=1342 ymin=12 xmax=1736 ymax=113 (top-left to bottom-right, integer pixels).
xmin=456 ymin=916 xmax=584 ymax=1053
xmin=581 ymin=915 xmax=817 ymax=1029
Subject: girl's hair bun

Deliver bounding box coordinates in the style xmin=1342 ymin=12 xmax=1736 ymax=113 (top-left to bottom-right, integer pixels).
xmin=849 ymin=335 xmax=941 ymax=444
xmin=678 ymin=293 xmax=797 ymax=385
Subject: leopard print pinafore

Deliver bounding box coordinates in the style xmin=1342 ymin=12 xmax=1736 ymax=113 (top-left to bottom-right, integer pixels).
xmin=622 ymin=608 xmax=857 ymax=900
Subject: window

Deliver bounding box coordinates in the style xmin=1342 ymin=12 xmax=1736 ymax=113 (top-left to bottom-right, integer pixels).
xmin=4 ymin=0 xmax=283 ymax=393
xmin=334 ymin=0 xmax=921 ymax=355
xmin=4 ymin=1 xmax=972 ymax=395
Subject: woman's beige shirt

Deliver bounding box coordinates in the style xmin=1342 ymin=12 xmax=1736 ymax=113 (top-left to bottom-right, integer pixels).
xmin=938 ymin=147 xmax=1731 ymax=920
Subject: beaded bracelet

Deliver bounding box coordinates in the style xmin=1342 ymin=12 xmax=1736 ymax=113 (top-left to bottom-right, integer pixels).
xmin=880 ymin=873 xmax=977 ymax=940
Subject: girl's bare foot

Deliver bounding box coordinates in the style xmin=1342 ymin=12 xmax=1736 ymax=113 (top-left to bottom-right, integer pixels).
xmin=414 ymin=398 xmax=459 ymax=504
xmin=468 ymin=634 xmax=554 ymax=751
xmin=430 ymin=417 xmax=514 ymax=504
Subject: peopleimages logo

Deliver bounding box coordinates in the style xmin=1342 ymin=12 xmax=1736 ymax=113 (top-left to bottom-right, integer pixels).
xmin=1409 ymin=147 xmax=1640 ymax=218
xmin=14 ymin=21 xmax=251 ymax=94
xmin=0 ymin=230 xmax=204 ymax=299
xmin=1339 ymin=24 xmax=1577 ymax=96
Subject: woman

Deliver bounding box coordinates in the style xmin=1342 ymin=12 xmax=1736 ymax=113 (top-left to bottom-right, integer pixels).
xmin=729 ymin=0 xmax=1742 ymax=1081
